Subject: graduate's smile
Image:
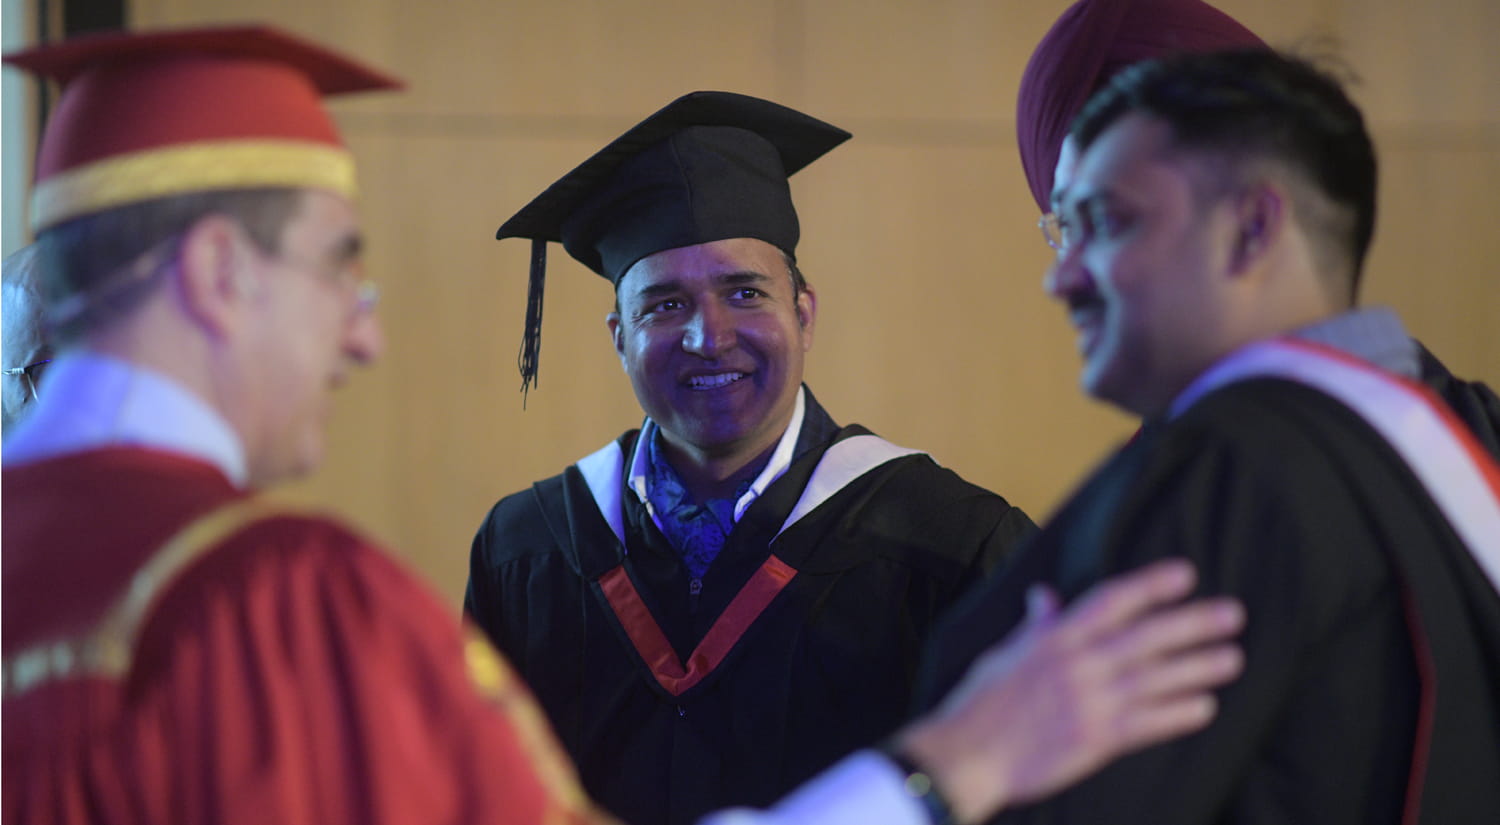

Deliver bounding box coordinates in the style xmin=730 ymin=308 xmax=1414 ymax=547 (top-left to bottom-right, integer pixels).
xmin=612 ymin=239 xmax=813 ymax=461
xmin=685 ymin=370 xmax=749 ymax=390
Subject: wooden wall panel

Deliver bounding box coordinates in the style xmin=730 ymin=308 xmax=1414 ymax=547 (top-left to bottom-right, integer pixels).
xmin=793 ymin=139 xmax=1133 ymax=525
xmin=1342 ymin=0 xmax=1500 ymax=128
xmin=800 ymin=0 xmax=1057 ymax=120
xmin=136 ymin=0 xmax=791 ymax=115
xmin=1363 ymin=141 xmax=1500 ymax=379
xmin=120 ymin=0 xmax=1498 ymax=605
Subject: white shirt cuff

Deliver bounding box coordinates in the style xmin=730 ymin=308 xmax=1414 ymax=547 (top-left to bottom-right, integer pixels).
xmin=696 ymin=750 xmax=928 ymax=825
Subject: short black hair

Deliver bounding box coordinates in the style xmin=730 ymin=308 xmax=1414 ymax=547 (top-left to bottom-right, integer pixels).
xmin=1073 ymin=49 xmax=1377 ymax=298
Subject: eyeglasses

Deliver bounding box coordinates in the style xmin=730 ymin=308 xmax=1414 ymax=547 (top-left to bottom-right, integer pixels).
xmin=3 ymin=359 xmax=53 ymax=402
xmin=269 ymin=248 xmax=380 ymax=321
xmin=354 ymin=280 xmax=380 ymax=318
xmin=1038 ymin=212 xmax=1074 ymax=255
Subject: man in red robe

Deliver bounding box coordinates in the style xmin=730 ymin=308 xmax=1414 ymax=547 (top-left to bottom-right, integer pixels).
xmin=2 ymin=24 xmax=1247 ymax=825
xmin=0 ymin=25 xmax=614 ymax=825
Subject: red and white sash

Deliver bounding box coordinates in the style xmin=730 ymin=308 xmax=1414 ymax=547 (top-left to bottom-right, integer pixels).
xmin=1172 ymin=337 xmax=1500 ymax=597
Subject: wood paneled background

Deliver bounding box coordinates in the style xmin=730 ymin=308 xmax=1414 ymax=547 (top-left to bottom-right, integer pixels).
xmin=11 ymin=1 xmax=1498 ymax=606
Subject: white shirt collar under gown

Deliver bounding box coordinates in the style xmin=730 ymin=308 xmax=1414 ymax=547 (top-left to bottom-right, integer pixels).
xmin=625 ymin=385 xmax=809 ymax=531
xmin=2 ymin=350 xmax=250 ymax=488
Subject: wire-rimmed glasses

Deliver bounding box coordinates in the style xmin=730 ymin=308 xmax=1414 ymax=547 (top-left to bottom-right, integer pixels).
xmin=3 ymin=359 xmax=53 ymax=401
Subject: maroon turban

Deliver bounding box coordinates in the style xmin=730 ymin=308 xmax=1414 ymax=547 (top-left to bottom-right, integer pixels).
xmin=1016 ymin=0 xmax=1266 ymax=210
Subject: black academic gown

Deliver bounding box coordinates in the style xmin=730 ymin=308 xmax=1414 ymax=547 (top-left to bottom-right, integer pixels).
xmin=916 ymin=379 xmax=1500 ymax=825
xmin=1418 ymin=341 xmax=1500 ymax=461
xmin=467 ymin=391 xmax=1035 ymax=825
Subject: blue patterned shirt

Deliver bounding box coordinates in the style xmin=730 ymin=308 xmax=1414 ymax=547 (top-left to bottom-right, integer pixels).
xmin=645 ymin=431 xmax=761 ymax=580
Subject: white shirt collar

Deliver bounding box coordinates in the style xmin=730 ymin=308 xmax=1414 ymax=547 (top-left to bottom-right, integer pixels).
xmin=627 ymin=386 xmax=807 ymax=525
xmin=2 ymin=350 xmax=249 ymax=487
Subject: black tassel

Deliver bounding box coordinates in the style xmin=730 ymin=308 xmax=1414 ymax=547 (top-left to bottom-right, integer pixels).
xmin=518 ymin=238 xmax=546 ymax=406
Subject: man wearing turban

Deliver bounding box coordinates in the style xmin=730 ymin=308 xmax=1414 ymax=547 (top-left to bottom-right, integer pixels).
xmin=1014 ymin=0 xmax=1499 ymax=458
xmin=913 ymin=5 xmax=1500 ymax=824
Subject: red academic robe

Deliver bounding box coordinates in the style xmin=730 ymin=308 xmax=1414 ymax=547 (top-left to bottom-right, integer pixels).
xmin=2 ymin=447 xmax=615 ymax=825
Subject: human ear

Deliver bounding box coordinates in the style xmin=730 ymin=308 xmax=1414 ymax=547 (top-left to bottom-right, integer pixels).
xmin=606 ymin=310 xmax=626 ymax=362
xmin=1230 ymin=184 xmax=1285 ymax=276
xmin=176 ymin=215 xmax=259 ymax=337
xmin=795 ymin=285 xmax=816 ymax=344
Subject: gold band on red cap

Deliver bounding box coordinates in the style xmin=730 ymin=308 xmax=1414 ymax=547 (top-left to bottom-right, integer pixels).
xmin=31 ymin=138 xmax=357 ymax=231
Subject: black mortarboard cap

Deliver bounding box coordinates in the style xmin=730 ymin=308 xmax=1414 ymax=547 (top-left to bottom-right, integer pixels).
xmin=496 ymin=91 xmax=850 ymax=398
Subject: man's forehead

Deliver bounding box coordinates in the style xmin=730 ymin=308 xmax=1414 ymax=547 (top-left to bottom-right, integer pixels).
xmin=287 ymin=189 xmax=357 ymax=233
xmin=266 ymin=190 xmax=362 ymax=265
xmin=1060 ymin=114 xmax=1183 ymax=206
xmin=620 ymin=238 xmax=783 ymax=289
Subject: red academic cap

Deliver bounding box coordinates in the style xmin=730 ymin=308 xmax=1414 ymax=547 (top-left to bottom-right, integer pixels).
xmin=1016 ymin=0 xmax=1266 ymax=211
xmin=4 ymin=24 xmax=402 ymax=232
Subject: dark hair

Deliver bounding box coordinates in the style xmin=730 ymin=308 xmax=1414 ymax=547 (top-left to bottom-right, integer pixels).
xmin=783 ymin=251 xmax=809 ymax=297
xmin=1073 ymin=49 xmax=1377 ymax=298
xmin=35 ymin=188 xmax=303 ymax=343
